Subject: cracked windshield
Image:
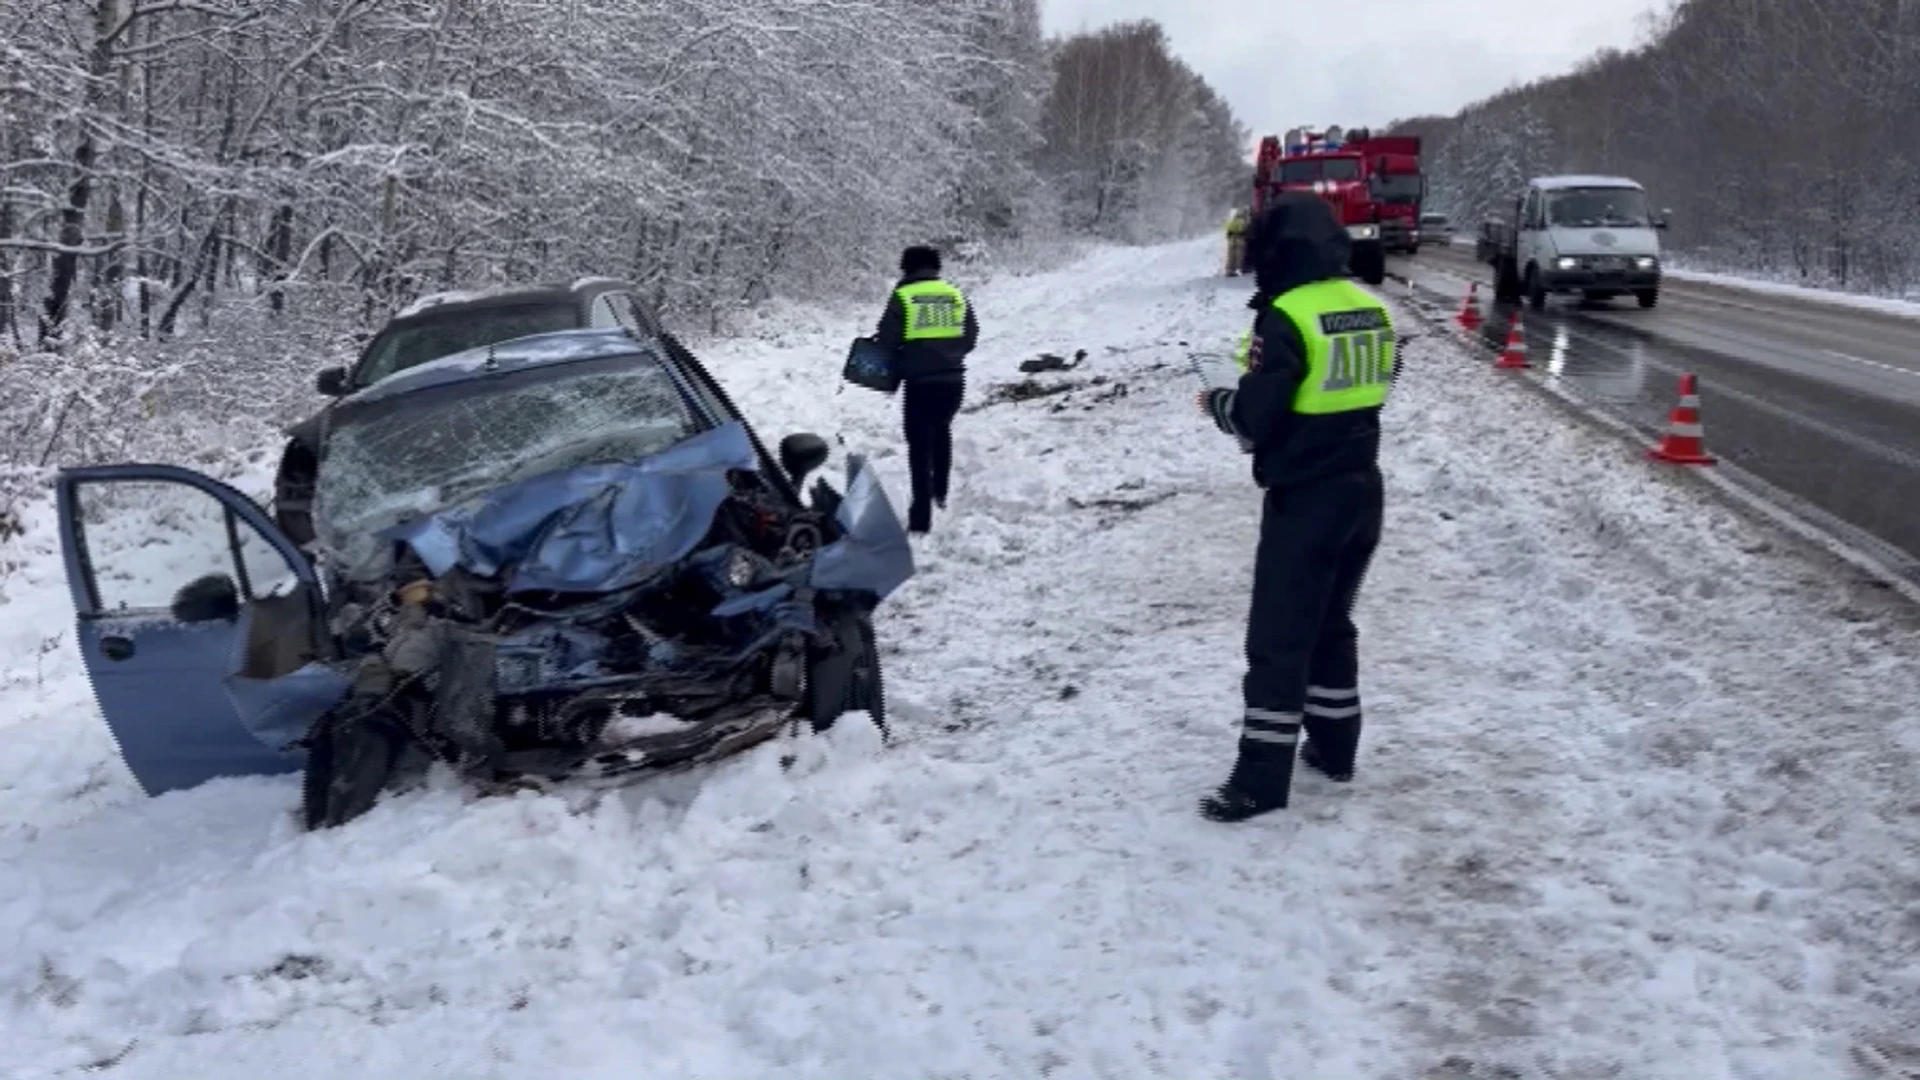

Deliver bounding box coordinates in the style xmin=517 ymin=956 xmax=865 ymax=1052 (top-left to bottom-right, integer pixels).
xmin=314 ymin=362 xmax=697 ymax=565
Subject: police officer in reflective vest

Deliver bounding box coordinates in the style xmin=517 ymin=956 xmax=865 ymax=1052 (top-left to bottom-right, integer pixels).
xmin=874 ymin=245 xmax=978 ymax=534
xmin=1194 ymin=191 xmax=1397 ymax=822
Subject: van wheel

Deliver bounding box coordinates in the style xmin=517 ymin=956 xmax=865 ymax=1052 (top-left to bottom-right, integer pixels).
xmin=1526 ymin=266 xmax=1547 ymax=310
xmin=1636 ymin=287 xmax=1658 ymax=309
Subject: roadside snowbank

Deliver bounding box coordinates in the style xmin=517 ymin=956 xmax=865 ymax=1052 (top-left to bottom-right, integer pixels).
xmin=1664 ymin=267 xmax=1920 ymax=322
xmin=3 ymin=237 xmax=1917 ymax=1079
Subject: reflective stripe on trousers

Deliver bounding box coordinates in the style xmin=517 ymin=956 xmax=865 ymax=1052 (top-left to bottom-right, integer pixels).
xmin=1242 ymin=706 xmax=1301 ymax=745
xmin=1305 ymin=685 xmax=1361 ymax=720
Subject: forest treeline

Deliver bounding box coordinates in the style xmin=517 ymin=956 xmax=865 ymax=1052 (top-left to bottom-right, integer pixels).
xmin=1393 ymin=0 xmax=1920 ymax=293
xmin=0 ymin=3 xmax=1246 ymax=349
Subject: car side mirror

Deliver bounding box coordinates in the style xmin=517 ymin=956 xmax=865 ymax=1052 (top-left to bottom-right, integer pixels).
xmin=1654 ymin=212 xmax=1671 ymax=230
xmin=316 ymin=367 xmax=349 ymax=396
xmin=779 ymin=433 xmax=831 ymax=486
xmin=172 ymin=572 xmax=240 ymax=624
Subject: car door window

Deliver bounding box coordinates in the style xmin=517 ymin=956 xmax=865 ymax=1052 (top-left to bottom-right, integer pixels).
xmin=71 ymin=479 xmax=298 ymax=613
xmin=58 ymin=467 xmax=330 ymax=796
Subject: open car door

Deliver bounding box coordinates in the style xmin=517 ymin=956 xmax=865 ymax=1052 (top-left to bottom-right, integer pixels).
xmin=56 ymin=464 xmax=335 ymax=797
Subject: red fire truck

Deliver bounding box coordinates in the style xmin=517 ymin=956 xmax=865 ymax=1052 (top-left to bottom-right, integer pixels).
xmin=1247 ymin=126 xmax=1425 ymax=285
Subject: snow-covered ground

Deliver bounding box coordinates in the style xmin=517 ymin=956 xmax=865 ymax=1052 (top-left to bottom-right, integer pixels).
xmin=4 ymin=238 xmax=1919 ymax=1079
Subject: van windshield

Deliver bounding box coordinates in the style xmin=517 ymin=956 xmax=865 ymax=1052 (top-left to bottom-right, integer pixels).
xmin=1546 ymin=188 xmax=1651 ymax=229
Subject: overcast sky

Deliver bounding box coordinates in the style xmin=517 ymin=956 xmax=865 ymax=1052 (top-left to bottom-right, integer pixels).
xmin=1040 ymin=0 xmax=1667 ymax=139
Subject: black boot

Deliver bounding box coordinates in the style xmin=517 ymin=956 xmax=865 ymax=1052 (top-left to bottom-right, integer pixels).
xmin=1300 ymin=717 xmax=1361 ymax=782
xmin=1198 ymin=738 xmax=1298 ymax=822
xmin=907 ymin=500 xmax=931 ymax=534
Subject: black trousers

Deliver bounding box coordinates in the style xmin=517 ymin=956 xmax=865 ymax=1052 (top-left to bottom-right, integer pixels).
xmin=902 ymin=374 xmax=965 ymax=526
xmin=1239 ymin=470 xmax=1384 ymax=775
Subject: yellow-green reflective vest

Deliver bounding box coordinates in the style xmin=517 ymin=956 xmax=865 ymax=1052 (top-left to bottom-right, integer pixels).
xmin=1232 ymin=280 xmax=1394 ymax=414
xmin=896 ymin=280 xmax=968 ymax=341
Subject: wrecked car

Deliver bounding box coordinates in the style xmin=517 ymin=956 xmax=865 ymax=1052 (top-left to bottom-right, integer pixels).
xmin=57 ymin=329 xmax=912 ymax=829
xmin=272 ymin=279 xmax=674 ymax=547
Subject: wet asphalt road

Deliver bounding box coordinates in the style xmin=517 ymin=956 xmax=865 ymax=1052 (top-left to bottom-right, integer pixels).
xmin=1389 ymin=244 xmax=1920 ymax=581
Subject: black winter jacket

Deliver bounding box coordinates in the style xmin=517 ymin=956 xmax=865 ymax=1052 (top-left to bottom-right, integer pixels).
xmin=874 ymin=271 xmax=978 ymax=381
xmin=1205 ymin=193 xmax=1400 ymax=491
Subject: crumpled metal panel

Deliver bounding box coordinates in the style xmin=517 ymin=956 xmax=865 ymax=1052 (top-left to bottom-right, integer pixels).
xmin=221 ymin=602 xmax=352 ymax=752
xmin=385 ymin=422 xmax=758 ymax=595
xmin=809 ymin=453 xmax=915 ymax=600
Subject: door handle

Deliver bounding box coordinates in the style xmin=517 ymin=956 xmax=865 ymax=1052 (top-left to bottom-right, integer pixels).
xmin=100 ymin=635 xmax=135 ymax=661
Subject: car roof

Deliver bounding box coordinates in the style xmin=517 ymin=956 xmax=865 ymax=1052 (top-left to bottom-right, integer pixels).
xmin=388 ymin=280 xmax=629 ymax=323
xmin=343 ymin=328 xmax=654 ymax=407
xmin=1532 ymin=175 xmax=1644 ymax=191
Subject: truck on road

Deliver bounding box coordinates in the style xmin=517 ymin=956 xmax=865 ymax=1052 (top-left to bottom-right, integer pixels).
xmin=1476 ymin=175 xmax=1669 ymax=310
xmin=1247 ymin=126 xmax=1425 ymax=285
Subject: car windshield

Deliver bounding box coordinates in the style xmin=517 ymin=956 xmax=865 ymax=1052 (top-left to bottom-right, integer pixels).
xmin=313 ymin=360 xmax=699 ymax=568
xmin=355 ymin=303 xmax=579 ymax=387
xmin=1546 ymin=188 xmax=1651 ymax=228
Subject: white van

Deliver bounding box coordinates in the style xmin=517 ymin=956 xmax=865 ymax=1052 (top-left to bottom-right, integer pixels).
xmin=1491 ymin=175 xmax=1668 ymax=309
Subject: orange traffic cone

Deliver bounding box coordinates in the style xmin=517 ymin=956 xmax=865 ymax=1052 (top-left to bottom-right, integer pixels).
xmin=1495 ymin=312 xmax=1528 ymax=368
xmin=1456 ymin=282 xmax=1482 ymax=331
xmin=1649 ymin=373 xmax=1716 ymax=464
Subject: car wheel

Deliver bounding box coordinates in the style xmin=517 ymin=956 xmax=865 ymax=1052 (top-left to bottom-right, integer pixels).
xmin=1407 ymin=243 xmax=1420 ymax=256
xmin=803 ymin=607 xmax=887 ymax=741
xmin=301 ymin=706 xmax=407 ymax=830
xmin=1636 ymin=287 xmax=1658 ymax=309
xmin=1527 ymin=266 xmax=1547 ymax=310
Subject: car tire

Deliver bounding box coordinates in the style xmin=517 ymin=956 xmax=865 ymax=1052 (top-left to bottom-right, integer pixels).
xmin=1636 ymin=287 xmax=1658 ymax=309
xmin=301 ymin=706 xmax=407 ymax=830
xmin=803 ymin=607 xmax=887 ymax=741
xmin=1407 ymin=243 xmax=1420 ymax=256
xmin=1527 ymin=266 xmax=1547 ymax=310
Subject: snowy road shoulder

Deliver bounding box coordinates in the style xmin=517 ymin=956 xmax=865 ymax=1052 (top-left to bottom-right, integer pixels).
xmin=2 ymin=237 xmax=1918 ymax=1079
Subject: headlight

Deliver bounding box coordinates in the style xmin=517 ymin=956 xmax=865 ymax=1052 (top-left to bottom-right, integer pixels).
xmin=1635 ymin=256 xmax=1656 ymax=269
xmin=1555 ymin=257 xmax=1577 ymax=270
xmin=1348 ymin=224 xmax=1379 ymax=241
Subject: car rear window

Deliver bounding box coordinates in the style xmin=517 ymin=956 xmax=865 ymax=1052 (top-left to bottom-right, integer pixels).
xmin=355 ymin=303 xmax=579 ymax=387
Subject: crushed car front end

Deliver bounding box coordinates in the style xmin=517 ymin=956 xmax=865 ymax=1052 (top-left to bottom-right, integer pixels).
xmin=295 ymin=333 xmax=911 ymax=826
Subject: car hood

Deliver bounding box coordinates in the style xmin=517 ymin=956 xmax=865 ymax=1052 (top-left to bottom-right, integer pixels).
xmin=378 ymin=421 xmax=913 ymax=600
xmin=1546 ymin=226 xmax=1660 ymax=258
xmin=226 ymin=422 xmax=913 ymax=752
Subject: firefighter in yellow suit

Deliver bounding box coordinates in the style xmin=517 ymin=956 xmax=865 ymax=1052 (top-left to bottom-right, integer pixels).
xmin=1224 ymin=208 xmax=1250 ymax=276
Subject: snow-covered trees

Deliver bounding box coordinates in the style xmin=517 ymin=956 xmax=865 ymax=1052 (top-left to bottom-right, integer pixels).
xmin=1400 ymin=0 xmax=1920 ymax=294
xmin=0 ymin=3 xmax=1246 ymax=352
xmin=1036 ymin=20 xmax=1247 ymax=243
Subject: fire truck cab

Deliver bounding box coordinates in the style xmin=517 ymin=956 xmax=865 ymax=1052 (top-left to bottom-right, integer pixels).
xmin=1248 ymin=126 xmax=1425 ymax=285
